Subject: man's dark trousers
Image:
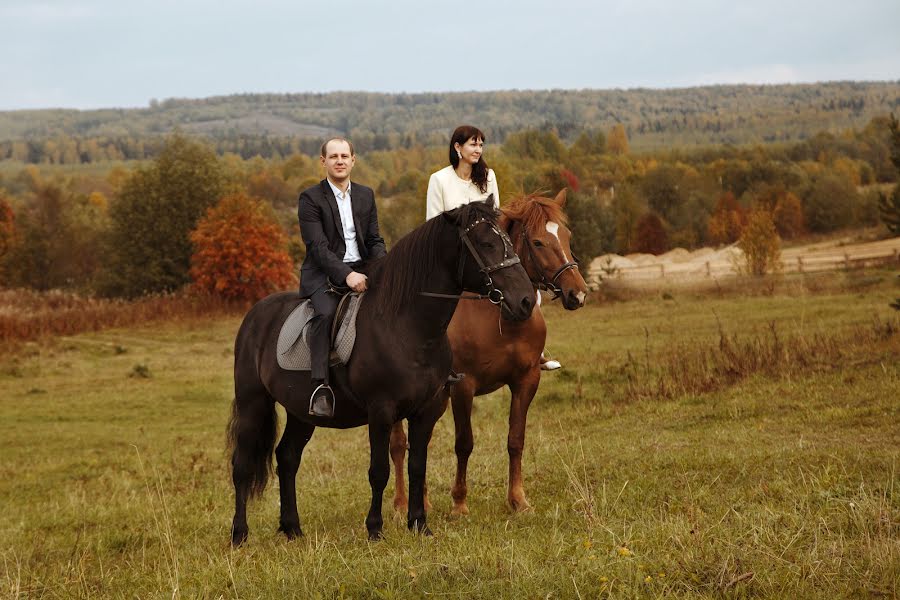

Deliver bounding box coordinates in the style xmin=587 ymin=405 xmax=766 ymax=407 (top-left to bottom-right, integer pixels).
xmin=308 ymin=286 xmax=340 ymax=384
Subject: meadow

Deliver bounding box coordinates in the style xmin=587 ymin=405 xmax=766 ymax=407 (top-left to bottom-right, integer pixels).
xmin=1 ymin=271 xmax=898 ymax=599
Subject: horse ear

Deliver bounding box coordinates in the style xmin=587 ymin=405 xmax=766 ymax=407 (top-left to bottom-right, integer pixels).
xmin=442 ymin=205 xmax=463 ymax=225
xmin=554 ymin=189 xmax=567 ymax=207
xmin=486 ymin=193 xmax=497 ymax=211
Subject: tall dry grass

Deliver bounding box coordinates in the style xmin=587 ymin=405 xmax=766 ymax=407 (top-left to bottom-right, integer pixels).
xmin=621 ymin=313 xmax=899 ymax=401
xmin=0 ymin=288 xmax=244 ymax=347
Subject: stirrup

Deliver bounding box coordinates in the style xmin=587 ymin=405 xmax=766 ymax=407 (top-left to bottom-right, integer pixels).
xmin=309 ymin=383 xmax=336 ymax=417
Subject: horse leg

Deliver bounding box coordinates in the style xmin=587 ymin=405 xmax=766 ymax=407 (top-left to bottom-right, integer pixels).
xmin=390 ymin=421 xmax=435 ymax=514
xmin=407 ymin=411 xmax=441 ymax=535
xmin=507 ymin=371 xmax=540 ymax=512
xmin=389 ymin=421 xmax=408 ymax=513
xmin=449 ymin=382 xmax=475 ymax=517
xmin=275 ymin=412 xmax=315 ymax=539
xmin=366 ymin=420 xmax=392 ymax=540
xmin=227 ymin=386 xmax=278 ymax=547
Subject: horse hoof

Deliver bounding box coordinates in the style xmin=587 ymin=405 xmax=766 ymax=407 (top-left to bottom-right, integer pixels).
xmin=278 ymin=524 xmax=303 ymax=540
xmin=509 ymin=498 xmax=533 ymax=513
xmin=367 ymin=529 xmax=384 ymax=541
xmin=450 ymin=504 xmax=469 ymax=518
xmin=231 ymin=529 xmax=248 ymax=547
xmin=408 ymin=518 xmax=431 ymax=535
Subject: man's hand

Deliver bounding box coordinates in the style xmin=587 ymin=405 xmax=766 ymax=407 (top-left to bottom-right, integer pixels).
xmin=346 ymin=271 xmax=368 ymax=293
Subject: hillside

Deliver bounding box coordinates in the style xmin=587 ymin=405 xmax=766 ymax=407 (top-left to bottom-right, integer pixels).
xmin=1 ymin=81 xmax=898 ymax=159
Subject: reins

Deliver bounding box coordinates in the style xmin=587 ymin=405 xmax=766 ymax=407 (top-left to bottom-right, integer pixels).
xmin=521 ymin=229 xmax=579 ymax=301
xmin=419 ymin=215 xmax=520 ymax=306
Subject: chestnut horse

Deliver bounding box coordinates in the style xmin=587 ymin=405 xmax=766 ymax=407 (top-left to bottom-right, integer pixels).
xmin=390 ymin=190 xmax=588 ymax=515
xmin=227 ymin=200 xmax=535 ymax=543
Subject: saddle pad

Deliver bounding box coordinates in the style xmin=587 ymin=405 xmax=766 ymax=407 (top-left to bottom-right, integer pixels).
xmin=276 ymin=294 xmax=363 ymax=371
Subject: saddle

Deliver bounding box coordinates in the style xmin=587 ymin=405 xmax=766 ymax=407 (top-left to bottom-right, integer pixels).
xmin=276 ymin=290 xmax=364 ymax=371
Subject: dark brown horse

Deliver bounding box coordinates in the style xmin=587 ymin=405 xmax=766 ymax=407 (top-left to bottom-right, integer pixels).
xmin=227 ymin=200 xmax=536 ymax=543
xmin=390 ymin=190 xmax=588 ymax=515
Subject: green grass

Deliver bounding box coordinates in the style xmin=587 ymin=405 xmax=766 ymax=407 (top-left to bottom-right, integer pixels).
xmin=1 ymin=276 xmax=898 ymax=598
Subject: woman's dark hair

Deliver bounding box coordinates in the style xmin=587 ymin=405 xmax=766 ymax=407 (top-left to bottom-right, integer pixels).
xmin=449 ymin=125 xmax=489 ymax=194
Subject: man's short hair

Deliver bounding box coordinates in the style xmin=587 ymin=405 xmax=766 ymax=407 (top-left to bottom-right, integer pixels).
xmin=320 ymin=138 xmax=355 ymax=157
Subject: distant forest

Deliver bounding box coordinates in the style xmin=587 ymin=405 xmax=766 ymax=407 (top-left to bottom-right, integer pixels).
xmin=1 ymin=81 xmax=899 ymax=163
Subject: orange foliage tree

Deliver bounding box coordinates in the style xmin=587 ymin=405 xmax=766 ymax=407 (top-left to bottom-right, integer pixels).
xmin=0 ymin=194 xmax=16 ymax=282
xmin=631 ymin=212 xmax=668 ymax=255
xmin=190 ymin=193 xmax=297 ymax=301
xmin=772 ymin=191 xmax=805 ymax=239
xmin=707 ymin=191 xmax=746 ymax=245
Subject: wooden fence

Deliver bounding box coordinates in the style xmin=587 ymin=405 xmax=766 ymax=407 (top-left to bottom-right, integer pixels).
xmin=588 ymin=245 xmax=900 ymax=288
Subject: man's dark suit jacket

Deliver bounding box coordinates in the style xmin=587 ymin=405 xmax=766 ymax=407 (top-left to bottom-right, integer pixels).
xmin=298 ymin=179 xmax=387 ymax=298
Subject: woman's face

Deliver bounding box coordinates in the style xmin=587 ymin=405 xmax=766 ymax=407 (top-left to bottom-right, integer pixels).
xmin=455 ymin=136 xmax=484 ymax=165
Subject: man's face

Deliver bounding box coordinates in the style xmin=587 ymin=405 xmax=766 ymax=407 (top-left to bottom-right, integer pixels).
xmin=321 ymin=140 xmax=355 ymax=184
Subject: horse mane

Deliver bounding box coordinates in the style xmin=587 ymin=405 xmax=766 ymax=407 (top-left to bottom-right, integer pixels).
xmin=500 ymin=193 xmax=568 ymax=246
xmin=367 ymin=201 xmax=499 ymax=316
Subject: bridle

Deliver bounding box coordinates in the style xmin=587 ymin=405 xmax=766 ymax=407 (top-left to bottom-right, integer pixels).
xmin=420 ymin=216 xmax=521 ymax=306
xmin=521 ymin=228 xmax=580 ymax=301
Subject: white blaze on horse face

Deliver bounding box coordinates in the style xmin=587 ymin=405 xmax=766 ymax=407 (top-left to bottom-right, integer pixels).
xmin=545 ymin=221 xmax=571 ymax=263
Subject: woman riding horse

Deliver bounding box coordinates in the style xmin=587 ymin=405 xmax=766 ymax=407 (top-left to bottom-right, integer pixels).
xmin=391 ymin=190 xmax=588 ymax=516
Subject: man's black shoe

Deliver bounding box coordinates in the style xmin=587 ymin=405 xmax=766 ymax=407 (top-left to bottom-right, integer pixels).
xmin=309 ymin=383 xmax=336 ymax=417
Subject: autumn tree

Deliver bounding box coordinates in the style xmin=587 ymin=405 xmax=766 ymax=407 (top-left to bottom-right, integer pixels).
xmin=804 ymin=173 xmax=857 ymax=232
xmin=707 ymin=192 xmax=746 ymax=245
xmin=612 ymin=186 xmax=645 ymax=254
xmin=772 ymin=191 xmax=805 ymax=239
xmin=1 ymin=178 xmax=106 ymax=290
xmin=878 ymin=113 xmax=900 ymax=234
xmin=606 ymin=124 xmax=630 ymax=156
xmin=101 ymin=133 xmax=225 ymax=297
xmin=0 ymin=193 xmax=15 ymax=283
xmin=571 ymin=130 xmax=606 ymax=156
xmin=631 ymin=212 xmax=668 ymax=255
xmin=503 ymin=129 xmax=566 ymax=162
xmin=190 ymin=192 xmax=296 ymax=301
xmin=738 ymin=210 xmax=782 ymax=276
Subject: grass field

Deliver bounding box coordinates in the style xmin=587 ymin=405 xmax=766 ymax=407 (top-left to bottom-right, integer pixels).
xmin=1 ymin=272 xmax=898 ymax=599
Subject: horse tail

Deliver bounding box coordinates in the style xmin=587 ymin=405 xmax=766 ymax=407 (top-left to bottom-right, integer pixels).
xmin=227 ymin=389 xmax=278 ymax=500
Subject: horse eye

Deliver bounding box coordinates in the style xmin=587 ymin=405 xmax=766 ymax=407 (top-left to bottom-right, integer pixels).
xmin=532 ymin=240 xmax=544 ymax=248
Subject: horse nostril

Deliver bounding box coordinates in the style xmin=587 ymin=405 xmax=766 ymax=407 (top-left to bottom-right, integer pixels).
xmin=521 ymin=296 xmax=534 ymax=313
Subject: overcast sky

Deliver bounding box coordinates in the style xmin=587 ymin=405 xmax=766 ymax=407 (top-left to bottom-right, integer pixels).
xmin=1 ymin=0 xmax=898 ymax=111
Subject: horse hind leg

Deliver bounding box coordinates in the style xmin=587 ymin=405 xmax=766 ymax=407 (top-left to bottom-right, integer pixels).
xmin=390 ymin=422 xmax=409 ymax=513
xmin=507 ymin=372 xmax=540 ymax=513
xmin=227 ymin=385 xmax=278 ymax=546
xmin=276 ymin=413 xmax=315 ymax=539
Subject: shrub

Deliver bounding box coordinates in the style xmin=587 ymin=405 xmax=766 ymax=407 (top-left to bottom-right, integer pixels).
xmin=804 ymin=173 xmax=857 ymax=232
xmin=189 ymin=193 xmax=296 ymax=302
xmin=737 ymin=210 xmax=782 ymax=276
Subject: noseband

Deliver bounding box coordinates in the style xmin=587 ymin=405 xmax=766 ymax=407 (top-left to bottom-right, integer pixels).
xmin=522 ymin=230 xmax=579 ymax=300
xmin=420 ymin=216 xmax=521 ymax=305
